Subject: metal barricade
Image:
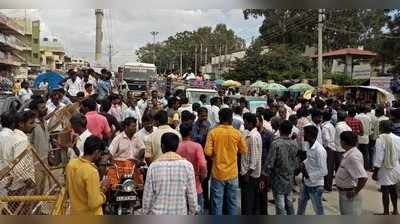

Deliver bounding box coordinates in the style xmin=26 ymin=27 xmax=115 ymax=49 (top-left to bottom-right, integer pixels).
xmin=0 ymin=145 xmax=67 ymax=215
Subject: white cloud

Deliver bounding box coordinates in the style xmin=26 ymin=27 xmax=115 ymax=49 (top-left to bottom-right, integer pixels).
xmin=1 ymin=9 xmax=263 ymax=69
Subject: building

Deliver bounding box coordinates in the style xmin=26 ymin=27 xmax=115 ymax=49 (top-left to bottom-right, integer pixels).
xmin=201 ymin=47 xmax=269 ymax=80
xmin=40 ymin=36 xmax=65 ymax=71
xmin=0 ymin=12 xmax=25 ymax=79
xmin=64 ymin=55 xmax=90 ymax=70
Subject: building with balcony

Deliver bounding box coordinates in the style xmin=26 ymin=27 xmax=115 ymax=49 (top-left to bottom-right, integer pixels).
xmin=64 ymin=55 xmax=90 ymax=70
xmin=0 ymin=12 xmax=24 ymax=78
xmin=40 ymin=36 xmax=65 ymax=71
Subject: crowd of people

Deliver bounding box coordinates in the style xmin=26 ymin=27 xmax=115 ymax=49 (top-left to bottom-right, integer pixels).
xmin=1 ymin=67 xmax=400 ymax=216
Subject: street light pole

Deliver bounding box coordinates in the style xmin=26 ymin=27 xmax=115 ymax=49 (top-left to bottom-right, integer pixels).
xmin=318 ymin=9 xmax=324 ymax=87
xmin=150 ymin=31 xmax=159 ymax=64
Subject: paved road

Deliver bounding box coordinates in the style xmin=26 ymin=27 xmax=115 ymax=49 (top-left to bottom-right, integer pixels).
xmin=265 ymin=174 xmax=384 ymax=215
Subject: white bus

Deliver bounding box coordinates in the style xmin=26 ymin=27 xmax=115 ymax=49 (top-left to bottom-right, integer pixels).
xmin=123 ymin=62 xmax=157 ymax=91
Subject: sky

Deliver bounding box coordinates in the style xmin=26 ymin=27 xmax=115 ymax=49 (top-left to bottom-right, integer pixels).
xmin=0 ymin=9 xmax=263 ymax=69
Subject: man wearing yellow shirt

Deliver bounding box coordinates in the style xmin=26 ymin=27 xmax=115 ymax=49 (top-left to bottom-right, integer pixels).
xmin=66 ymin=135 xmax=111 ymax=215
xmin=205 ymin=108 xmax=248 ymax=215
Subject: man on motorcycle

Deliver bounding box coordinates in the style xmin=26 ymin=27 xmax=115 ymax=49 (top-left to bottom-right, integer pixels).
xmin=65 ymin=135 xmax=111 ymax=215
xmin=109 ymin=117 xmax=145 ymax=162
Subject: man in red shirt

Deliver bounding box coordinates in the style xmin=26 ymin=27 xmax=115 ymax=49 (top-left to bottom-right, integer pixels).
xmin=176 ymin=123 xmax=207 ymax=214
xmin=80 ymin=98 xmax=112 ymax=140
xmin=345 ymin=107 xmax=364 ymax=136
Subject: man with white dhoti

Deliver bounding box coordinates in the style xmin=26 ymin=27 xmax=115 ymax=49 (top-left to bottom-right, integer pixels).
xmin=373 ymin=120 xmax=400 ymax=215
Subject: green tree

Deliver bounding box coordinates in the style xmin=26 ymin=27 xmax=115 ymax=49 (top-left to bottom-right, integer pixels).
xmin=224 ymin=43 xmax=315 ymax=82
xmin=135 ymin=24 xmax=245 ymax=73
xmin=243 ymin=9 xmax=389 ymax=51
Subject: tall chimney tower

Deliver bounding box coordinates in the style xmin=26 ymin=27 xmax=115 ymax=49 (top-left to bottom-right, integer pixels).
xmin=95 ymin=9 xmax=104 ymax=64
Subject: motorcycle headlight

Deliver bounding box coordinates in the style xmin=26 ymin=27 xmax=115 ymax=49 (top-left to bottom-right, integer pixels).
xmin=122 ymin=179 xmax=135 ymax=192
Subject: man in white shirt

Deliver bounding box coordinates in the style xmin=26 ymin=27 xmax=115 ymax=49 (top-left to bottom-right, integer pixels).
xmin=2 ymin=110 xmax=36 ymax=196
xmin=64 ymin=71 xmax=84 ymax=98
xmin=109 ymin=117 xmax=145 ymax=161
xmin=135 ymin=114 xmax=157 ymax=160
xmin=137 ymin=92 xmax=149 ymax=119
xmin=209 ymin=97 xmax=220 ymax=128
xmin=297 ymin=125 xmax=327 ymax=215
xmin=335 ymin=110 xmax=352 ymax=168
xmin=145 ymin=110 xmax=181 ymax=163
xmin=240 ymin=113 xmax=263 ymax=215
xmin=356 ymin=105 xmax=372 ymax=170
xmin=232 ymin=105 xmax=245 ymax=132
xmin=321 ymin=110 xmax=336 ymax=191
xmin=0 ymin=112 xmax=15 ymax=171
xmin=46 ymin=90 xmax=66 ymax=115
xmin=69 ymin=113 xmax=92 ymax=158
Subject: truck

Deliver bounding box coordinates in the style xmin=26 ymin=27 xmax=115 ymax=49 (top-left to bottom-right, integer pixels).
xmin=123 ymin=62 xmax=157 ymax=92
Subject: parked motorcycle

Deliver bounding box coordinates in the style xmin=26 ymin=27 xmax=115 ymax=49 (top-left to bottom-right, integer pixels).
xmin=103 ymin=159 xmax=147 ymax=215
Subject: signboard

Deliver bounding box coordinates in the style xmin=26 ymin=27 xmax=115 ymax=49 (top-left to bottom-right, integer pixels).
xmin=370 ymin=76 xmax=393 ymax=93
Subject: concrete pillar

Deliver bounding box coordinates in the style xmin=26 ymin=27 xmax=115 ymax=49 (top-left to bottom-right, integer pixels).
xmin=345 ymin=55 xmax=353 ymax=79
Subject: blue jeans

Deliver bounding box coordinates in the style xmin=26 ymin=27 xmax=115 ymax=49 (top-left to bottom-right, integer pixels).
xmin=272 ymin=191 xmax=295 ymax=215
xmin=210 ymin=177 xmax=239 ymax=215
xmin=297 ymin=183 xmax=324 ymax=215
xmin=197 ymin=193 xmax=204 ymax=215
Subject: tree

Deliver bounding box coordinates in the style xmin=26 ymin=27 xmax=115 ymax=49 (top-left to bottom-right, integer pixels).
xmin=224 ymin=42 xmax=315 ymax=82
xmin=135 ymin=24 xmax=246 ymax=73
xmin=243 ymin=9 xmax=389 ymax=51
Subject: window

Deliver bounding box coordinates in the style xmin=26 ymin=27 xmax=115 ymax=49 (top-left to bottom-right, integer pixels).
xmin=43 ymin=37 xmax=48 ymax=41
xmin=33 ymin=38 xmax=38 ymax=44
xmin=33 ymin=53 xmax=38 ymax=58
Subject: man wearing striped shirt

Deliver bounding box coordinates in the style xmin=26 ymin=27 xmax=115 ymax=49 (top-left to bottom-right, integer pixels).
xmin=142 ymin=132 xmax=198 ymax=215
xmin=240 ymin=113 xmax=263 ymax=215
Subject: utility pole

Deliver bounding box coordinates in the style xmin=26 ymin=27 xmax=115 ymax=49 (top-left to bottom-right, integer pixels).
xmin=204 ymin=47 xmax=208 ymax=65
xmin=318 ymin=9 xmax=324 ymax=87
xmin=179 ymin=50 xmax=183 ymax=75
xmin=200 ymin=43 xmax=203 ymax=67
xmin=150 ymin=31 xmax=159 ymax=64
xmin=195 ymin=45 xmax=198 ymax=75
xmin=218 ymin=44 xmax=222 ymax=78
xmin=224 ymin=42 xmax=228 ymax=72
xmin=108 ymin=44 xmax=112 ymax=70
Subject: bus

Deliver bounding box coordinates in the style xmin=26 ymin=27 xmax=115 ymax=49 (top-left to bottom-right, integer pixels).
xmin=123 ymin=62 xmax=157 ymax=91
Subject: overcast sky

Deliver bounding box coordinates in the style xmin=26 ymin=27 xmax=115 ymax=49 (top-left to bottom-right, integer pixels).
xmin=1 ymin=9 xmax=263 ymax=69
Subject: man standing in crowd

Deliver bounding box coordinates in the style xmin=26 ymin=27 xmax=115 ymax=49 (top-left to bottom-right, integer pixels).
xmin=28 ymin=97 xmax=52 ymax=196
xmin=4 ymin=111 xmax=36 ymax=198
xmin=146 ymin=110 xmax=181 ymax=163
xmin=356 ymin=105 xmax=372 ymax=170
xmin=240 ymin=113 xmax=262 ymax=215
xmin=80 ymin=98 xmax=111 ymax=140
xmin=265 ymin=120 xmax=298 ymax=215
xmin=321 ymin=110 xmax=337 ymax=191
xmin=191 ymin=107 xmax=212 ymax=210
xmin=297 ymin=125 xmax=327 ymax=215
xmin=135 ymin=114 xmax=156 ymax=160
xmin=177 ymin=123 xmax=207 ymax=215
xmin=309 ymin=109 xmax=323 ymax=145
xmin=334 ymin=110 xmax=352 ymax=173
xmin=257 ymin=114 xmax=273 ymax=215
xmin=208 ymin=97 xmax=221 ymax=128
xmin=205 ymin=108 xmax=248 ymax=215
xmin=346 ymin=106 xmax=364 ymax=137
xmin=142 ymin=133 xmax=198 ymax=215
xmin=64 ymin=70 xmax=83 ymax=99
xmin=66 ymin=135 xmax=110 ymax=215
xmin=0 ymin=112 xmax=15 ymax=170
xmin=69 ymin=113 xmax=92 ymax=158
xmin=335 ymin=131 xmax=368 ymax=215
xmin=373 ymin=120 xmax=400 ymax=215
